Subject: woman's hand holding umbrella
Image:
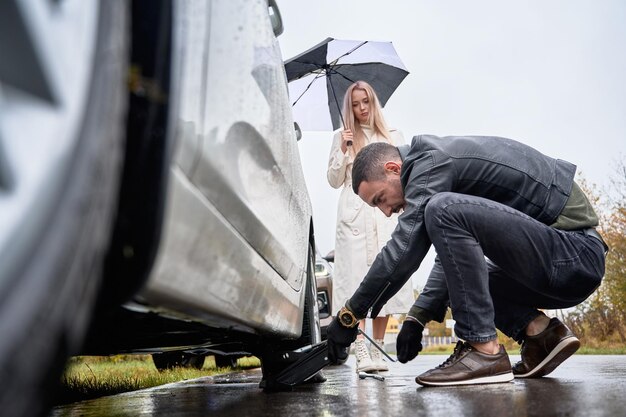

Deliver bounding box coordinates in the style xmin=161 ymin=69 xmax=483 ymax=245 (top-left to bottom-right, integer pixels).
xmin=341 ymin=129 xmax=353 ymax=151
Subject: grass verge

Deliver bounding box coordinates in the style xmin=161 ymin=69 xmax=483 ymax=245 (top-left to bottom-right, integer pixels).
xmin=56 ymin=355 xmax=261 ymax=406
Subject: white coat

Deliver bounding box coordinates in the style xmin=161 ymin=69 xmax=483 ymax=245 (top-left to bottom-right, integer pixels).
xmin=327 ymin=126 xmax=414 ymax=316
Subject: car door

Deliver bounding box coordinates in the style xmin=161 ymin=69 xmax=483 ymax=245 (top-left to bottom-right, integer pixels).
xmin=139 ymin=0 xmax=312 ymax=337
xmin=190 ymin=0 xmax=311 ymax=291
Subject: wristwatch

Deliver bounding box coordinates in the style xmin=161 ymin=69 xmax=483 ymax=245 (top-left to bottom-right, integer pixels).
xmin=338 ymin=306 xmax=359 ymax=328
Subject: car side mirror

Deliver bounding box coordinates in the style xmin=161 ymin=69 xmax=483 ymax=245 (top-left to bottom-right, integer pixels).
xmin=294 ymin=122 xmax=302 ymax=141
xmin=268 ymin=0 xmax=284 ymax=36
xmin=323 ymin=250 xmax=334 ymax=263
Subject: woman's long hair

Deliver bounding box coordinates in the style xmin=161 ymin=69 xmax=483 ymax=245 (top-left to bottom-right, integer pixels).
xmin=341 ymin=81 xmax=392 ymax=154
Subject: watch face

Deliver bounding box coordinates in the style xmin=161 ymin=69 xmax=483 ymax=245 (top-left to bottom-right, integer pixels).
xmin=340 ymin=310 xmax=355 ymax=327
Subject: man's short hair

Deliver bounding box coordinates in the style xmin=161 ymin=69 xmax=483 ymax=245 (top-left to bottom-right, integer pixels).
xmin=352 ymin=142 xmax=401 ymax=194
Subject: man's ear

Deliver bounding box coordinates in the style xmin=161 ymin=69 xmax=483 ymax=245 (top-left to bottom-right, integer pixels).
xmin=383 ymin=161 xmax=401 ymax=175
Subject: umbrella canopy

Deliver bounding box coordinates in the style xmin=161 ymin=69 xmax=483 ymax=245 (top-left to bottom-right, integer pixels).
xmin=284 ymin=38 xmax=409 ymax=131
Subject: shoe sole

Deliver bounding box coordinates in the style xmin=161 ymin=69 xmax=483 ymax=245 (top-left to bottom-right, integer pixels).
xmin=514 ymin=336 xmax=580 ymax=378
xmin=416 ymin=371 xmax=514 ymax=387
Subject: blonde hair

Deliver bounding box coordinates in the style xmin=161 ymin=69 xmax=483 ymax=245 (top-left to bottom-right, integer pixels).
xmin=341 ymin=81 xmax=392 ymax=154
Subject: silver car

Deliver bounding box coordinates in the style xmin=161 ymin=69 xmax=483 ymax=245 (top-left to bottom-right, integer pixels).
xmin=0 ymin=1 xmax=319 ymax=415
xmin=315 ymin=252 xmax=334 ymax=339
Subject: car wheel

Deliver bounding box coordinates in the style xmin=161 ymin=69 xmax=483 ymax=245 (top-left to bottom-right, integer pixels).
xmin=0 ymin=1 xmax=128 ymax=415
xmin=214 ymin=355 xmax=239 ymax=369
xmin=152 ymin=352 xmax=206 ymax=371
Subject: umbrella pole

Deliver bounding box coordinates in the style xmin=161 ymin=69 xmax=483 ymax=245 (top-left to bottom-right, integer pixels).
xmin=328 ymin=80 xmax=353 ymax=146
xmin=327 ymin=75 xmax=345 ymax=130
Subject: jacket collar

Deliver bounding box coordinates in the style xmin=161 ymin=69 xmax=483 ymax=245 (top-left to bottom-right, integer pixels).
xmin=398 ymin=144 xmax=410 ymax=162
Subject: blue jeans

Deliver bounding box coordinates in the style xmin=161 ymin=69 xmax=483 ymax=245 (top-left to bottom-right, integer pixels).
xmin=424 ymin=192 xmax=606 ymax=343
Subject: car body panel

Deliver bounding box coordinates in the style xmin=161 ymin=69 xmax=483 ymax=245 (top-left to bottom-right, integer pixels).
xmin=190 ymin=0 xmax=310 ymax=291
xmin=139 ymin=167 xmax=305 ymax=338
xmin=135 ymin=0 xmax=312 ymax=340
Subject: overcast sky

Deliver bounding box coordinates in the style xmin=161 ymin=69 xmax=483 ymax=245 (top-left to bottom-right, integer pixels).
xmin=277 ymin=0 xmax=626 ymax=289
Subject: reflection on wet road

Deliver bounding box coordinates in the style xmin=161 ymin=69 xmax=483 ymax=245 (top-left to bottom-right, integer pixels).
xmin=51 ymin=355 xmax=626 ymax=417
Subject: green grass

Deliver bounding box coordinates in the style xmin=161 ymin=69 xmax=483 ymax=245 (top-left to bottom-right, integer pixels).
xmin=577 ymin=346 xmax=626 ymax=354
xmin=57 ymin=355 xmax=261 ymax=405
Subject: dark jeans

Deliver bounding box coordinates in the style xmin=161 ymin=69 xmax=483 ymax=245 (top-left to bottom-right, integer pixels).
xmin=424 ymin=192 xmax=606 ymax=343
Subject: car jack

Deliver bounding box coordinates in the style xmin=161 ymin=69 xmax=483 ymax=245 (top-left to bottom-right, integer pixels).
xmin=261 ymin=341 xmax=330 ymax=391
xmin=262 ymin=330 xmax=394 ymax=391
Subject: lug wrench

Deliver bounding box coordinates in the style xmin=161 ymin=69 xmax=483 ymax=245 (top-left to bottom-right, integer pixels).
xmin=359 ymin=372 xmax=385 ymax=381
xmin=357 ymin=328 xmax=396 ymax=362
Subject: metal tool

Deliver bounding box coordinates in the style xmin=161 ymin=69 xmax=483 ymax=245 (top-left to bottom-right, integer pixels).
xmin=358 ymin=372 xmax=385 ymax=381
xmin=262 ymin=329 xmax=394 ymax=390
xmin=357 ymin=328 xmax=397 ymax=362
xmin=262 ymin=341 xmax=330 ymax=391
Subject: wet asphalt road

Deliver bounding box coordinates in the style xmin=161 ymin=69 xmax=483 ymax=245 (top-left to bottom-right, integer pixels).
xmin=51 ymin=354 xmax=626 ymax=417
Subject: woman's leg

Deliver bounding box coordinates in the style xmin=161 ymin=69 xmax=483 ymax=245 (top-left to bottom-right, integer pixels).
xmin=373 ymin=316 xmax=389 ymax=340
xmin=370 ymin=316 xmax=390 ymax=371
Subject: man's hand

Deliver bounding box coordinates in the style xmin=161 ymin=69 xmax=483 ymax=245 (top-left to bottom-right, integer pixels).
xmin=396 ymin=318 xmax=424 ymax=363
xmin=326 ymin=316 xmax=358 ymax=363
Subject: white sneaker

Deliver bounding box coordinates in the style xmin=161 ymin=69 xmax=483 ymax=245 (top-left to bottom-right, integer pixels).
xmin=369 ymin=339 xmax=389 ymax=372
xmin=355 ymin=339 xmax=376 ymax=373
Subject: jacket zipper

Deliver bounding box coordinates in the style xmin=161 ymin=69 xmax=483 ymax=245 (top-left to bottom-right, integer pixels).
xmin=368 ymin=281 xmax=391 ymax=314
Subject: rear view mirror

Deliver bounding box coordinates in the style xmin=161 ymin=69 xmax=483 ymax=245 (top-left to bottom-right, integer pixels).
xmin=294 ymin=122 xmax=302 ymax=141
xmin=268 ymin=0 xmax=284 ymax=36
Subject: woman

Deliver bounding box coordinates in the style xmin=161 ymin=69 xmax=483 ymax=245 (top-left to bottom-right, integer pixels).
xmin=327 ymin=81 xmax=414 ymax=373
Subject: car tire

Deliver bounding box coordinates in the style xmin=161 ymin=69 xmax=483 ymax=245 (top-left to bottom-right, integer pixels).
xmin=0 ymin=1 xmax=128 ymax=416
xmin=152 ymin=352 xmax=205 ymax=371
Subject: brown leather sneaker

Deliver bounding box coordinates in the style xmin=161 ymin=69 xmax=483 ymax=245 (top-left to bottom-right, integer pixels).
xmin=416 ymin=341 xmax=513 ymax=386
xmin=513 ymin=317 xmax=580 ymax=378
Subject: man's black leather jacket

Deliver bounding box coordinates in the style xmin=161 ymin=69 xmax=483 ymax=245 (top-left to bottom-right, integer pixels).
xmin=346 ymin=134 xmax=576 ymax=320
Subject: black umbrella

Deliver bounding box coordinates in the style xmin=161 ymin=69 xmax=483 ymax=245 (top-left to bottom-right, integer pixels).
xmin=284 ymin=37 xmax=409 ymax=131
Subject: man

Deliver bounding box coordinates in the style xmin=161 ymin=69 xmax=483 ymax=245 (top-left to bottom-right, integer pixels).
xmin=326 ymin=135 xmax=608 ymax=386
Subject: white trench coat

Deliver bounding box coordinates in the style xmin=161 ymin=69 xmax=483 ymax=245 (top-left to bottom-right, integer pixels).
xmin=327 ymin=126 xmax=414 ymax=316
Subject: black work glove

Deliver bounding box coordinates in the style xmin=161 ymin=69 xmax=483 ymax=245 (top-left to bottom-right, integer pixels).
xmin=326 ymin=316 xmax=358 ymax=363
xmin=396 ymin=318 xmax=424 ymax=363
